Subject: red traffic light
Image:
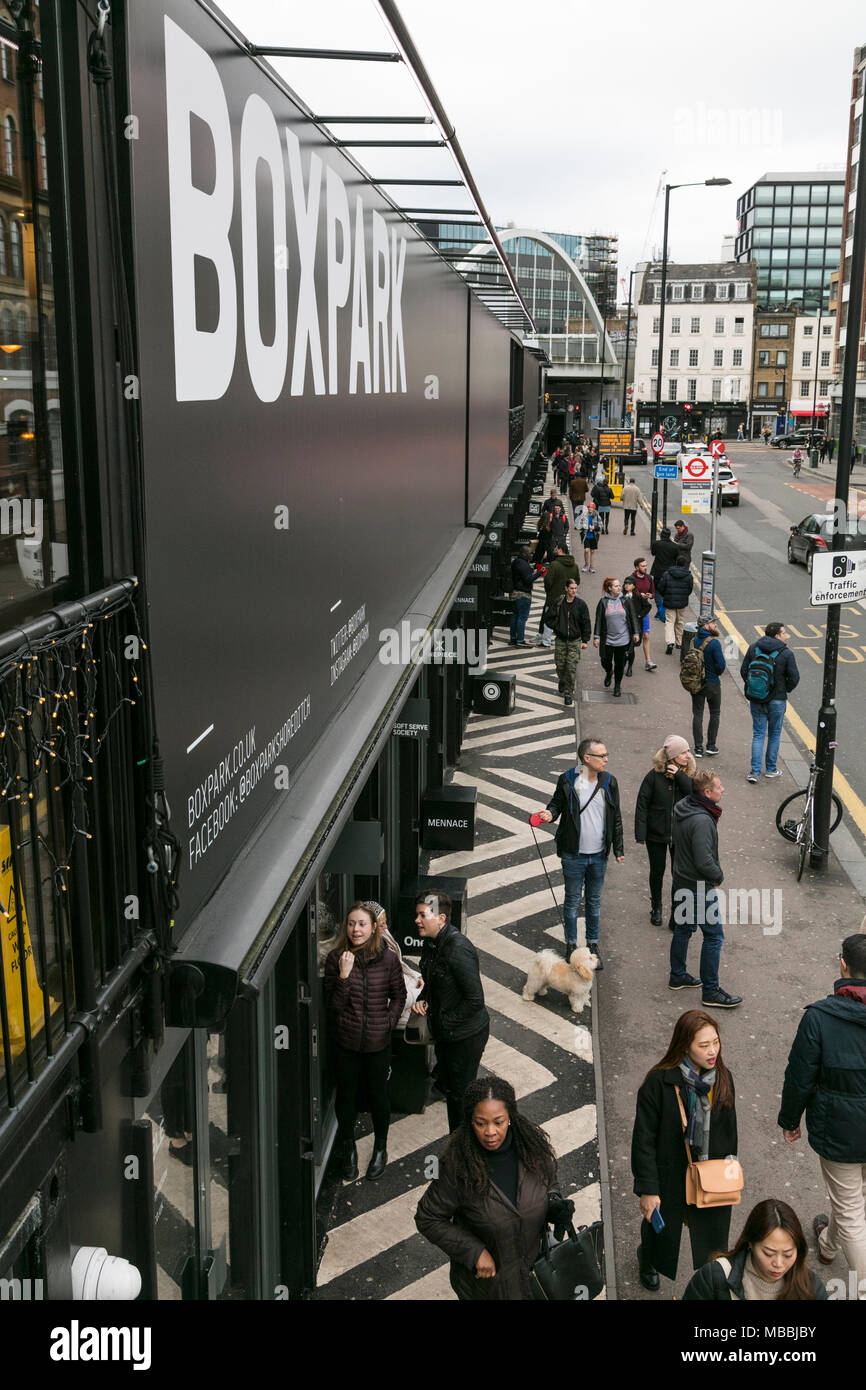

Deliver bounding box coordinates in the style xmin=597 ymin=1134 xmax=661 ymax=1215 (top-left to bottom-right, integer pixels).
xmin=684 ymin=404 xmax=692 ymax=411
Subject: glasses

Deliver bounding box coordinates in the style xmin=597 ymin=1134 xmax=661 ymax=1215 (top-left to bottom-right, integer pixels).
xmin=589 ymin=752 xmax=609 ymax=759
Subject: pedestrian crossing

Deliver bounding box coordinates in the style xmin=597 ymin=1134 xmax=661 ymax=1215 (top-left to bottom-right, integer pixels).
xmin=315 ymin=549 xmax=606 ymax=1300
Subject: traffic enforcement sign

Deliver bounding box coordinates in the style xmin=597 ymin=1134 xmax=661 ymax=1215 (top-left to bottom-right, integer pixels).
xmin=654 ymin=463 xmax=678 ymax=480
xmin=709 ymin=439 xmax=725 ymax=458
xmin=682 ymin=456 xmax=713 ymax=482
xmin=810 ymin=550 xmax=866 ymax=606
xmin=651 ymin=432 xmax=665 ymax=455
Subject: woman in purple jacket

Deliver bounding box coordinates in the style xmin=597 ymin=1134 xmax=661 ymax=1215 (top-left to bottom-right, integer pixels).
xmin=324 ymin=903 xmax=406 ymax=1183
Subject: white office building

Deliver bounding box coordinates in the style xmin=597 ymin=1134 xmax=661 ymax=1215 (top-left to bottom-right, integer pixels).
xmin=789 ymin=312 xmax=836 ymax=426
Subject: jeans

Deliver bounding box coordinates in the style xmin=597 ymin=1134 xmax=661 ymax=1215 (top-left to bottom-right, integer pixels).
xmin=510 ymin=593 xmax=531 ymax=642
xmin=692 ymin=682 xmax=721 ymax=749
xmin=623 ymin=508 xmax=636 ymax=534
xmin=749 ymin=698 xmax=786 ymax=775
xmin=817 ymin=1157 xmax=866 ymax=1297
xmin=668 ymin=878 xmax=724 ymax=991
xmin=561 ymin=849 xmax=608 ymax=946
xmin=434 ymin=1024 xmax=490 ymax=1132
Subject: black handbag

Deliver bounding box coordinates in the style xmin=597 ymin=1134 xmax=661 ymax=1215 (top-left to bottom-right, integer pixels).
xmin=530 ymin=1220 xmax=604 ymax=1301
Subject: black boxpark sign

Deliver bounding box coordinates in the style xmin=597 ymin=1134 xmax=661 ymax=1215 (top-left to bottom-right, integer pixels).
xmin=126 ymin=0 xmax=513 ymax=935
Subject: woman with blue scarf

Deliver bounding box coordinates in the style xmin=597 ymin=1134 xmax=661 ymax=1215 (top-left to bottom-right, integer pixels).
xmin=631 ymin=1010 xmax=739 ymax=1294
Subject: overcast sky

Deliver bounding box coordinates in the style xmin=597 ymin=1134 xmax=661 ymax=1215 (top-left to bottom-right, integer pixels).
xmin=219 ymin=0 xmax=858 ymax=295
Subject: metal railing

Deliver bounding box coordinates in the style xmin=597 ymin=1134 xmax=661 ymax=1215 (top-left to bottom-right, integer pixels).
xmin=0 ymin=580 xmax=144 ymax=1111
xmin=508 ymin=405 xmax=525 ymax=459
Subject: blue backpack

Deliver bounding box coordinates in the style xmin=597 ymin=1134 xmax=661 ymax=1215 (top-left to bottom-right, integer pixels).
xmin=744 ymin=647 xmax=779 ymax=703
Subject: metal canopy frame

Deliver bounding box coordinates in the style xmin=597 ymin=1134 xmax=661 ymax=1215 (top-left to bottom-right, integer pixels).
xmin=244 ymin=2 xmax=535 ymax=335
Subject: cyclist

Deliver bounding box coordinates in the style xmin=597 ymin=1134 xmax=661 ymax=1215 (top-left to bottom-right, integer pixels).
xmin=791 ymin=448 xmax=803 ymax=477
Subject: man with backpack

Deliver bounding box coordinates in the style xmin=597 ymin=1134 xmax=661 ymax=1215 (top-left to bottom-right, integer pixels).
xmin=740 ymin=622 xmax=800 ymax=784
xmin=680 ymin=618 xmax=726 ymax=757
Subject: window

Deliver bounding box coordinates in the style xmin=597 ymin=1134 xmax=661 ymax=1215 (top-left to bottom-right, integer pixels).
xmin=713 ymin=349 xmax=723 ymax=367
xmin=669 ymin=349 xmax=679 ymax=367
xmin=9 ymin=217 xmax=22 ymax=277
xmin=776 ymin=350 xmax=787 ymax=366
xmin=734 ymin=317 xmax=744 ymax=335
xmin=652 ymin=316 xmax=660 ymax=333
xmin=802 ymin=323 xmax=814 ymax=336
xmin=0 ymin=214 xmax=6 ymax=276
xmin=0 ymin=43 xmax=11 ymax=83
xmin=732 ymin=348 xmax=743 ymax=367
xmin=731 ymin=378 xmax=740 ymax=399
xmin=715 ymin=282 xmax=729 ymax=299
xmin=668 ymin=379 xmax=678 ymax=400
xmin=39 ymin=133 xmax=47 ymax=191
xmin=653 ymin=282 xmax=661 ymax=301
xmin=671 ymin=284 xmax=684 ymax=300
xmin=820 ymin=350 xmax=831 ymax=367
xmin=688 ymin=348 xmax=699 ymax=367
xmin=711 ymin=379 xmax=722 ymax=401
xmin=714 ymin=316 xmax=725 ymax=334
xmin=690 ymin=316 xmax=700 ymax=333
xmin=691 ymin=283 xmax=704 ymax=300
xmin=734 ymin=282 xmax=749 ymax=299
xmin=822 ymin=323 xmax=833 ymax=335
xmin=758 ymin=351 xmax=770 ymax=367
xmin=670 ymin=316 xmax=681 ymax=334
xmin=4 ymin=114 xmax=15 ymax=177
xmin=756 ymin=381 xmax=769 ymax=397
xmin=802 ymin=351 xmax=811 ymax=368
xmin=687 ymin=378 xmax=697 ymax=401
xmin=819 ymin=380 xmax=830 ymax=393
xmin=651 ymin=349 xmax=659 ymax=366
xmin=799 ymin=380 xmax=810 ymax=397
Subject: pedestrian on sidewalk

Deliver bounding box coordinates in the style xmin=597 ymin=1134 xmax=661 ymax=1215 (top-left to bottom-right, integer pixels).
xmin=684 ymin=619 xmax=725 ymax=756
xmin=650 ymin=527 xmax=678 ymax=625
xmin=634 ymin=736 xmax=696 ymax=926
xmin=412 ymin=892 xmax=489 ymax=1134
xmin=569 ymin=471 xmax=589 ymax=529
xmin=592 ymin=475 xmax=613 ymax=533
xmin=672 ymin=519 xmax=694 ymax=563
xmin=778 ymin=931 xmax=866 ymax=1299
xmin=534 ymin=737 xmax=624 ymax=969
xmin=632 ymin=1009 xmax=738 ymax=1292
xmin=668 ymin=768 xmax=742 ymax=1009
xmin=621 ymin=577 xmax=641 ymax=678
xmin=828 ymin=435 xmax=836 ymax=462
xmin=415 ymin=1075 xmax=573 ymax=1300
xmin=544 ymin=540 xmax=581 ymax=604
xmin=682 ymin=1199 xmax=827 ymax=1300
xmin=533 ymin=508 xmax=555 ymax=565
xmin=820 ymin=434 xmax=830 ymax=463
xmin=324 ymin=903 xmax=407 ymax=1182
xmin=623 ymin=557 xmax=658 ymax=671
xmin=582 ymin=502 xmax=600 ymax=573
xmin=550 ymin=577 xmax=590 ymax=706
xmin=740 ymin=622 xmax=800 ymax=782
xmin=593 ymin=577 xmax=641 ymax=697
xmin=509 ymin=545 xmax=539 ymax=646
xmin=620 ymin=477 xmax=642 ymax=536
xmin=737 ymin=424 xmax=745 ymax=441
xmin=657 ymin=554 xmax=694 ymax=654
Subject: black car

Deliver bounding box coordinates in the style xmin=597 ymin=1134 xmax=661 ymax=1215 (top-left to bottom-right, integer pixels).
xmin=787 ymin=513 xmax=866 ymax=573
xmin=771 ymin=430 xmax=824 ymax=449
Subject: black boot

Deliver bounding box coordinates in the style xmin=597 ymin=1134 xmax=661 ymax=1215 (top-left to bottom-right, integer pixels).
xmin=341 ymin=1143 xmax=359 ymax=1181
xmin=650 ymin=903 xmax=663 ymax=926
xmin=366 ymin=1147 xmax=388 ymax=1181
xmin=638 ymin=1244 xmax=660 ymax=1292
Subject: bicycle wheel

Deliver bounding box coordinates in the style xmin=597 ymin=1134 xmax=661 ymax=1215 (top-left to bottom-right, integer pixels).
xmin=797 ymin=836 xmax=808 ymax=881
xmin=776 ymin=790 xmax=808 ymax=843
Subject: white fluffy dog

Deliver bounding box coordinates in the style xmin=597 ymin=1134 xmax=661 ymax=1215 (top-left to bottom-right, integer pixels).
xmin=522 ymin=946 xmax=598 ymax=1014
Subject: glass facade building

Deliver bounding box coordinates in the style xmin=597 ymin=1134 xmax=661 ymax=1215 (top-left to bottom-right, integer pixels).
xmin=735 ymin=173 xmax=845 ymax=312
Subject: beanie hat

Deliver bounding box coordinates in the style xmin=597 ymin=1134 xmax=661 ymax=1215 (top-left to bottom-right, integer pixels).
xmin=664 ymin=735 xmax=690 ymax=759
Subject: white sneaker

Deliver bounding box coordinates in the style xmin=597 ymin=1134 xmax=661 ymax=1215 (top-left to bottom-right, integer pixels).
xmin=764 ymin=769 xmax=783 ymax=779
xmin=747 ymin=773 xmax=759 ymax=783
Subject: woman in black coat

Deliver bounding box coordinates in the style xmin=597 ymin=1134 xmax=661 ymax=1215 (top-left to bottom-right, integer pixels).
xmin=324 ymin=903 xmax=406 ymax=1183
xmin=683 ymin=1199 xmax=827 ymax=1300
xmin=634 ymin=736 xmax=696 ymax=924
xmin=415 ymin=1076 xmax=573 ymax=1300
xmin=631 ymin=1010 xmax=739 ymax=1293
xmin=593 ymin=578 xmax=641 ymax=695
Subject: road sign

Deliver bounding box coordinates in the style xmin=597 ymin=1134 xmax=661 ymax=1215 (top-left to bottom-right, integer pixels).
xmin=699 ymin=551 xmax=716 ymax=620
xmin=709 ymin=439 xmax=725 ymax=458
xmin=682 ymin=479 xmax=712 ymax=514
xmin=810 ymin=550 xmax=866 ymax=606
xmin=682 ymin=456 xmax=713 ymax=482
xmin=598 ymin=430 xmax=633 ymax=456
xmin=651 ymin=432 xmax=665 ymax=455
xmin=654 ymin=463 xmax=678 ymax=479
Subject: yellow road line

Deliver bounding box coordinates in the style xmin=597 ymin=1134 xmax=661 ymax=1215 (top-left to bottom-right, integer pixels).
xmin=712 ymin=593 xmax=866 ymax=839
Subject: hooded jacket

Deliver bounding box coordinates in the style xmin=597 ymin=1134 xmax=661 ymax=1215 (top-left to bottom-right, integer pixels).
xmin=671 ymin=794 xmax=723 ymax=885
xmin=682 ymin=1247 xmax=827 ymax=1301
xmin=693 ymin=628 xmax=726 ymax=685
xmin=569 ymin=476 xmax=589 ymax=504
xmin=544 ymin=552 xmax=580 ymax=602
xmin=650 ymin=535 xmax=679 ymax=581
xmin=740 ymin=635 xmax=800 ymax=704
xmin=546 ymin=767 xmax=624 ymax=859
xmin=656 ymin=561 xmax=694 ymax=610
xmin=777 ymin=978 xmax=866 ymax=1162
xmin=593 ymin=594 xmax=640 ymax=648
xmin=591 ymin=481 xmax=613 ymax=508
xmin=510 ymin=554 xmax=536 ymax=597
xmin=323 ymin=945 xmax=406 ymax=1052
xmin=634 ymin=767 xmax=694 ymax=844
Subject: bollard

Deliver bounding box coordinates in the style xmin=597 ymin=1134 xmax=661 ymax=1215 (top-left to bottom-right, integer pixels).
xmin=809 ymin=447 xmax=819 ymax=469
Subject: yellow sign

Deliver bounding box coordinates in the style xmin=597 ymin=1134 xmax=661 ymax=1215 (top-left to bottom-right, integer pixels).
xmin=0 ymin=819 xmax=56 ymax=1059
xmin=598 ymin=431 xmax=633 ymax=456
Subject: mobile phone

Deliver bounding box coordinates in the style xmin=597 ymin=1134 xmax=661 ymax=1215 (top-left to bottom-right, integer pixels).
xmin=650 ymin=1207 xmax=665 ymax=1235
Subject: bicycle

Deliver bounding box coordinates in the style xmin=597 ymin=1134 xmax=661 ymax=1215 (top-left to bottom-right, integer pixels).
xmin=775 ymin=758 xmax=843 ymax=880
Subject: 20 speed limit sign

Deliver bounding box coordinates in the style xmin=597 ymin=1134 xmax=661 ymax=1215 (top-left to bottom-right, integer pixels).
xmin=651 ymin=432 xmax=665 ymax=455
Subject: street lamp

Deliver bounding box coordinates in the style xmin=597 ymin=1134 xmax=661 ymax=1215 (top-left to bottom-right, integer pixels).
xmin=621 ymin=268 xmax=637 ymax=427
xmin=651 ymin=177 xmax=732 ymax=538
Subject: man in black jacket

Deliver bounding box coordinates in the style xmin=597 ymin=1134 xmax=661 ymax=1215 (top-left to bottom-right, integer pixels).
xmin=412 ymin=892 xmax=489 ymax=1132
xmin=650 ymin=527 xmax=678 ymax=624
xmin=741 ymin=621 xmax=800 ymax=783
xmin=656 ymin=553 xmax=694 ymax=654
xmin=668 ymin=768 xmax=742 ymax=1008
xmin=509 ymin=545 xmax=537 ymax=646
xmin=550 ymin=577 xmax=590 ymax=707
xmin=534 ymin=737 xmax=625 ymax=969
xmin=779 ymin=931 xmax=866 ymax=1294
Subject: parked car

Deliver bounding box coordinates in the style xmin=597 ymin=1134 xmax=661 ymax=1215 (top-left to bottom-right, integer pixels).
xmin=787 ymin=513 xmax=866 ymax=573
xmin=771 ymin=430 xmax=823 ymax=449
